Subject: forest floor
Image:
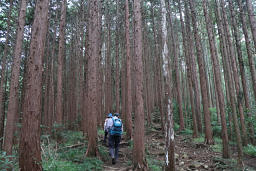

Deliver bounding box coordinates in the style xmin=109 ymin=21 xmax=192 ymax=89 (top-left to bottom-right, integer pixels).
xmin=20 ymin=121 xmax=255 ymax=171
xmin=101 ymin=122 xmax=256 ymax=171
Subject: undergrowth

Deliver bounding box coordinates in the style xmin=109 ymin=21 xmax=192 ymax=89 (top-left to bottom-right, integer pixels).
xmin=42 ymin=130 xmax=103 ymax=171
xmin=243 ymin=144 xmax=256 ymax=157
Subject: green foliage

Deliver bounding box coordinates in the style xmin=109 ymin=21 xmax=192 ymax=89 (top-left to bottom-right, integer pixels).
xmin=243 ymin=144 xmax=256 ymax=157
xmin=193 ymin=136 xmax=204 ymax=143
xmin=43 ymin=158 xmax=103 ymax=171
xmin=211 ymin=144 xmax=222 ymax=153
xmin=59 ymin=130 xmax=85 ymax=146
xmin=174 ymin=123 xmax=179 ymax=132
xmin=128 ymin=139 xmax=134 ymax=150
xmin=180 ymin=128 xmax=193 ymax=135
xmin=98 ymin=145 xmax=110 ymax=162
xmin=147 ymin=155 xmax=164 ymax=171
xmin=41 ymin=130 xmax=102 ymax=171
xmin=98 ymin=128 xmax=105 ymax=136
xmin=212 ymin=121 xmax=222 ymax=137
xmin=0 ymin=151 xmax=16 ymax=170
xmin=214 ymin=157 xmax=237 ymax=170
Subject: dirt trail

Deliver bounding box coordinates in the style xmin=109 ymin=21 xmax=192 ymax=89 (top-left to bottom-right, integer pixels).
xmin=102 ymin=126 xmax=256 ymax=171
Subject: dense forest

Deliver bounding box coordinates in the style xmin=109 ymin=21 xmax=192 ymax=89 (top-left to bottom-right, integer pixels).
xmin=0 ymin=0 xmax=256 ymax=170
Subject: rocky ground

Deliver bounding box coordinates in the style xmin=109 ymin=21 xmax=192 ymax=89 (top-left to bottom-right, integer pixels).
xmin=102 ymin=124 xmax=256 ymax=171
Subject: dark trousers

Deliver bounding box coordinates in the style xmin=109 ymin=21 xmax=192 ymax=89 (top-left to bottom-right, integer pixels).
xmin=109 ymin=135 xmax=121 ymax=159
xmin=104 ymin=131 xmax=108 ymax=143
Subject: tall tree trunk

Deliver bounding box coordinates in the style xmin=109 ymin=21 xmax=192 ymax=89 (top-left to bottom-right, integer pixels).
xmin=167 ymin=0 xmax=184 ymax=131
xmin=235 ymin=0 xmax=255 ymax=144
xmin=202 ymin=0 xmax=229 ymax=158
xmin=184 ymin=1 xmax=202 ymax=134
xmin=3 ymin=0 xmax=27 ymax=155
xmin=219 ymin=0 xmax=248 ymax=146
xmin=246 ymin=0 xmax=256 ymax=50
xmin=19 ymin=0 xmax=49 ymax=169
xmin=160 ymin=0 xmax=175 ymax=170
xmin=115 ymin=1 xmax=120 ymax=113
xmin=0 ymin=0 xmax=13 ymax=150
xmin=105 ymin=3 xmax=112 ymax=114
xmin=133 ymin=0 xmax=147 ymax=169
xmin=56 ymin=0 xmax=67 ymax=125
xmin=215 ymin=0 xmax=243 ymax=166
xmin=177 ymin=0 xmax=198 ymax=137
xmin=125 ymin=0 xmax=132 ymax=140
xmin=85 ymin=0 xmax=99 ymax=157
xmin=238 ymin=0 xmax=256 ymax=102
xmin=189 ymin=0 xmax=214 ymax=144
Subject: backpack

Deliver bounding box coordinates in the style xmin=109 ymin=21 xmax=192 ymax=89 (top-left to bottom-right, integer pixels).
xmin=110 ymin=118 xmax=122 ymax=136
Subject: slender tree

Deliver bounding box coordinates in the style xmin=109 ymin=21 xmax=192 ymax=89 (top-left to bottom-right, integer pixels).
xmin=178 ymin=0 xmax=198 ymax=137
xmin=184 ymin=0 xmax=202 ymax=134
xmin=125 ymin=0 xmax=132 ymax=140
xmin=19 ymin=0 xmax=49 ymax=169
xmin=0 ymin=0 xmax=13 ymax=149
xmin=189 ymin=0 xmax=214 ymax=144
xmin=246 ymin=0 xmax=256 ymax=50
xmin=85 ymin=0 xmax=99 ymax=157
xmin=215 ymin=0 xmax=243 ymax=166
xmin=3 ymin=0 xmax=27 ymax=155
xmin=56 ymin=0 xmax=67 ymax=125
xmin=202 ymin=0 xmax=229 ymax=158
xmin=133 ymin=0 xmax=147 ymax=169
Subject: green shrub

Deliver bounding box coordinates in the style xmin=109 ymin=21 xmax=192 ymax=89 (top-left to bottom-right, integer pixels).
xmin=211 ymin=144 xmax=222 ymax=153
xmin=243 ymin=144 xmax=256 ymax=157
xmin=147 ymin=155 xmax=163 ymax=171
xmin=80 ymin=157 xmax=103 ymax=171
xmin=180 ymin=128 xmax=193 ymax=135
xmin=0 ymin=151 xmax=15 ymax=170
xmin=193 ymin=137 xmax=204 ymax=143
xmin=98 ymin=128 xmax=104 ymax=136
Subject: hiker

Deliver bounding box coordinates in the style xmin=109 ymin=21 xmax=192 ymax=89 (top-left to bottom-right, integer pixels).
xmin=104 ymin=113 xmax=113 ymax=144
xmin=109 ymin=113 xmax=123 ymax=165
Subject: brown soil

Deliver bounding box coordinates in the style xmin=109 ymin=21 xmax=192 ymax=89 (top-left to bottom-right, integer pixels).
xmin=102 ymin=124 xmax=256 ymax=171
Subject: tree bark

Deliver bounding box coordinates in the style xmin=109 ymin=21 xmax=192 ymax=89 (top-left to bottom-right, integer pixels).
xmin=133 ymin=0 xmax=147 ymax=169
xmin=184 ymin=1 xmax=202 ymax=134
xmin=177 ymin=0 xmax=198 ymax=138
xmin=236 ymin=0 xmax=255 ymax=144
xmin=215 ymin=0 xmax=243 ymax=166
xmin=189 ymin=0 xmax=214 ymax=144
xmin=125 ymin=0 xmax=132 ymax=140
xmin=202 ymin=0 xmax=229 ymax=158
xmin=167 ymin=0 xmax=184 ymax=131
xmin=246 ymin=0 xmax=256 ymax=50
xmin=219 ymin=0 xmax=248 ymax=146
xmin=85 ymin=0 xmax=99 ymax=157
xmin=56 ymin=0 xmax=67 ymax=125
xmin=19 ymin=0 xmax=49 ymax=170
xmin=160 ymin=0 xmax=175 ymax=170
xmin=3 ymin=0 xmax=27 ymax=155
xmin=115 ymin=1 xmax=120 ymax=113
xmin=0 ymin=0 xmax=13 ymax=150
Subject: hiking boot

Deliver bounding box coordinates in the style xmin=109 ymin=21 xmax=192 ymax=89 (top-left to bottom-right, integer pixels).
xmin=112 ymin=158 xmax=116 ymax=165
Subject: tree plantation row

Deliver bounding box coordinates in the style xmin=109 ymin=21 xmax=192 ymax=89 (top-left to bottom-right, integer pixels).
xmin=0 ymin=0 xmax=256 ymax=170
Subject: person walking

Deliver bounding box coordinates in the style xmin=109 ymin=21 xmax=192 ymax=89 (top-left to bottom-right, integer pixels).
xmin=104 ymin=113 xmax=113 ymax=145
xmin=109 ymin=113 xmax=123 ymax=164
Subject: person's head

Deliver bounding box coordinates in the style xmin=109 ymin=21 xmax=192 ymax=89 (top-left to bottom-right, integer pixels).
xmin=114 ymin=113 xmax=119 ymax=117
xmin=107 ymin=113 xmax=112 ymax=118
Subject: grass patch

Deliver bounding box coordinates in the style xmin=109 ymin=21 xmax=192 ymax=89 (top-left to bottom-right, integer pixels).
xmin=147 ymin=155 xmax=164 ymax=171
xmin=193 ymin=136 xmax=204 ymax=143
xmin=42 ymin=130 xmax=103 ymax=171
xmin=179 ymin=128 xmax=193 ymax=135
xmin=243 ymin=144 xmax=256 ymax=157
xmin=98 ymin=129 xmax=105 ymax=136
xmin=211 ymin=144 xmax=222 ymax=153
